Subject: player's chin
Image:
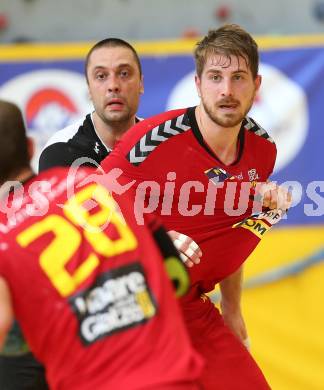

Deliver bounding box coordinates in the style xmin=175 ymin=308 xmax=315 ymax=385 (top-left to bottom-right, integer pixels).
xmin=214 ymin=113 xmax=243 ymax=128
xmin=105 ymin=110 xmax=129 ymax=122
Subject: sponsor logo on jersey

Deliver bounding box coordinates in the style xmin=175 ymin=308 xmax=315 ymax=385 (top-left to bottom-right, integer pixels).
xmin=205 ymin=165 xmax=260 ymax=186
xmin=232 ymin=215 xmax=271 ymax=239
xmin=205 ymin=167 xmax=235 ymax=184
xmin=248 ymin=168 xmax=260 ymax=182
xmin=70 ymin=262 xmax=157 ymax=345
xmin=232 ymin=208 xmax=285 ymax=239
xmin=94 ymin=142 xmax=100 ymax=154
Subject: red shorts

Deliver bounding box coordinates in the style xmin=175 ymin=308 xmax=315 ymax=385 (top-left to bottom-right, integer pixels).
xmin=181 ymin=288 xmax=271 ymax=390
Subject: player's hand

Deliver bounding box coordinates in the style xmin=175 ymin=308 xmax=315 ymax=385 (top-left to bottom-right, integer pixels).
xmin=258 ymin=181 xmax=292 ymax=212
xmin=220 ymin=301 xmax=250 ymax=350
xmin=167 ymin=230 xmax=202 ymax=268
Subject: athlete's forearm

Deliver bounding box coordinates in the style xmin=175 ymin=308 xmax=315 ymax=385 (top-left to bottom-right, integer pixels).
xmin=0 ymin=278 xmax=14 ymax=351
xmin=219 ymin=266 xmax=248 ymax=343
xmin=219 ymin=265 xmax=243 ymax=312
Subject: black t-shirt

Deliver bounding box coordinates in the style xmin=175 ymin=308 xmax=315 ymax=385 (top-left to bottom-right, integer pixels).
xmin=38 ymin=114 xmax=111 ymax=172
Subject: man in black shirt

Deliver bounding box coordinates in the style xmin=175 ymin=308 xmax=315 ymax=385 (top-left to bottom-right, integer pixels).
xmin=39 ymin=37 xmax=144 ymax=171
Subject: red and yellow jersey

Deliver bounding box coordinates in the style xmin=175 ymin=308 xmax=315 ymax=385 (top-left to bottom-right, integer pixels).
xmin=0 ymin=167 xmax=203 ymax=390
xmin=102 ymin=107 xmax=277 ymax=293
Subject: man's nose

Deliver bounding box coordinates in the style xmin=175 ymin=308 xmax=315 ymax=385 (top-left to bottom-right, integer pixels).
xmin=220 ymin=79 xmax=233 ymax=96
xmin=107 ymin=75 xmax=120 ymax=93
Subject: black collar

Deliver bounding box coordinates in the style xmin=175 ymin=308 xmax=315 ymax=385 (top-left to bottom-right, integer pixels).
xmin=187 ymin=106 xmax=245 ymax=166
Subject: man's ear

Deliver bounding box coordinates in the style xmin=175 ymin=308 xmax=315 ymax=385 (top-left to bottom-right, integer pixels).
xmin=195 ymin=74 xmax=201 ymax=98
xmin=255 ymin=74 xmax=262 ymax=92
xmin=88 ymin=89 xmax=93 ymax=102
xmin=140 ymin=75 xmax=144 ymax=94
xmin=27 ymin=136 xmax=35 ymax=161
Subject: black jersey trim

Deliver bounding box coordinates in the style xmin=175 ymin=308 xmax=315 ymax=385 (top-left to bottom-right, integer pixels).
xmin=243 ymin=116 xmax=274 ymax=143
xmin=39 ymin=113 xmax=111 ymax=171
xmin=187 ymin=106 xmax=245 ymax=166
xmin=68 ymin=114 xmax=108 ymax=157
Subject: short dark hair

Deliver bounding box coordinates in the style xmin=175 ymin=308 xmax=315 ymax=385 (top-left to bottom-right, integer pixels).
xmin=194 ymin=24 xmax=259 ymax=78
xmin=84 ymin=38 xmax=142 ymax=82
xmin=0 ymin=100 xmax=29 ymax=183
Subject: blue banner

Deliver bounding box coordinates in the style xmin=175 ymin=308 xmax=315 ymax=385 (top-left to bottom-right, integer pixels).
xmin=0 ymin=41 xmax=323 ymax=225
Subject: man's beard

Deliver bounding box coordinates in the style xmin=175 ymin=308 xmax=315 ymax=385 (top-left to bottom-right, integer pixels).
xmin=201 ymin=94 xmax=255 ymax=128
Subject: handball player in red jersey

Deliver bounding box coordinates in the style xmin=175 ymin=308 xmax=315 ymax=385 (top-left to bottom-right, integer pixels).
xmin=0 ymin=100 xmax=204 ymax=390
xmin=102 ymin=24 xmax=292 ymax=389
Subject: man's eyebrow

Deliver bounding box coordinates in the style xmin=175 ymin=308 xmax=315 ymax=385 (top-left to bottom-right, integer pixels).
xmin=92 ymin=65 xmax=106 ymax=72
xmin=115 ymin=63 xmax=135 ymax=72
xmin=116 ymin=63 xmax=133 ymax=68
xmin=232 ymin=69 xmax=249 ymax=74
xmin=205 ymin=69 xmax=222 ymax=75
xmin=92 ymin=63 xmax=134 ymax=72
xmin=206 ymin=69 xmax=248 ymax=74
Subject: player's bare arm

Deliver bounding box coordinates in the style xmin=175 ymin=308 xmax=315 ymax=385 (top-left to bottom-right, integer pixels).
xmin=0 ymin=277 xmax=14 ymax=350
xmin=219 ymin=266 xmax=249 ymax=348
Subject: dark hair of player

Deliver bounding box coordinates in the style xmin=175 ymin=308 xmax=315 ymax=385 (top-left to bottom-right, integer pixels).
xmin=194 ymin=24 xmax=259 ymax=79
xmin=0 ymin=100 xmax=29 ymax=184
xmin=84 ymin=37 xmax=142 ymax=82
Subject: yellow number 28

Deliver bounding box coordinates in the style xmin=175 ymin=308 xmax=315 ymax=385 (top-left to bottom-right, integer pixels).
xmin=17 ymin=184 xmax=137 ymax=297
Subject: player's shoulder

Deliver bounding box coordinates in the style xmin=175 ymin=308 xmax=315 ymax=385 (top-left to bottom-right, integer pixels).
xmin=29 ymin=166 xmax=96 ymax=210
xmin=243 ymin=116 xmax=276 ymax=148
xmin=243 ymin=116 xmax=276 ymax=174
xmin=43 ymin=115 xmax=90 ymax=149
xmin=38 ymin=113 xmax=103 ymax=171
xmin=117 ymin=108 xmax=191 ymax=155
xmin=38 ymin=139 xmax=82 ymax=172
xmin=137 ymin=108 xmax=189 ymax=129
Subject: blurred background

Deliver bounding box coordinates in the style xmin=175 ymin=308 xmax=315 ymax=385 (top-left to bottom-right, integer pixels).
xmin=0 ymin=1 xmax=323 ymax=389
xmin=1 ymin=0 xmax=324 ymax=41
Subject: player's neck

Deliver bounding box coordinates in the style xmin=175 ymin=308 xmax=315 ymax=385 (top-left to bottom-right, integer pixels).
xmin=196 ymin=105 xmax=241 ymax=166
xmin=11 ymin=167 xmax=34 ymax=184
xmin=92 ymin=112 xmax=136 ymax=150
xmin=0 ymin=168 xmax=33 ymax=199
